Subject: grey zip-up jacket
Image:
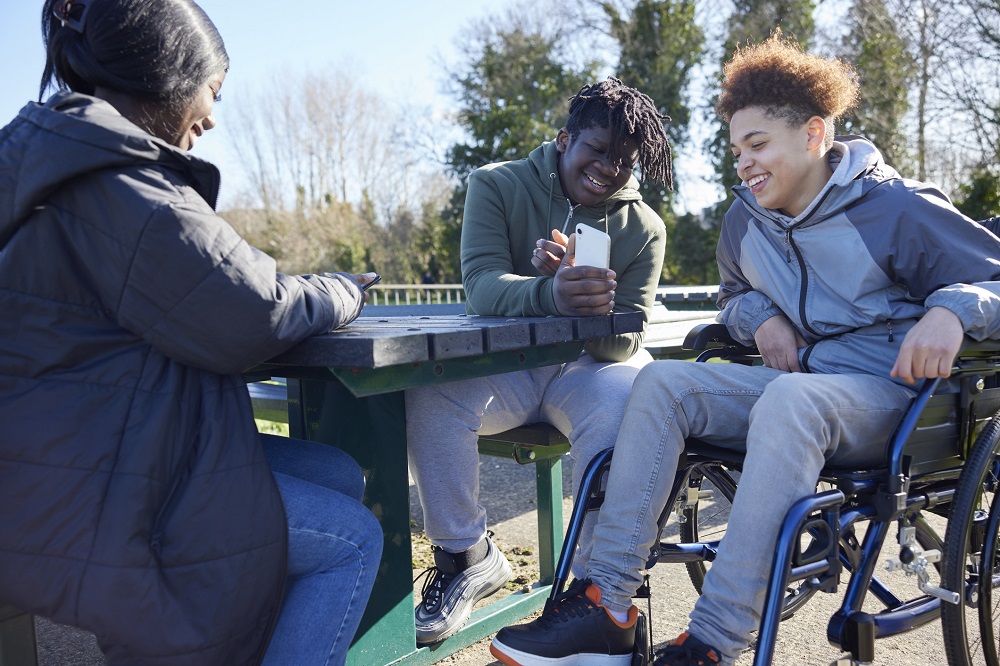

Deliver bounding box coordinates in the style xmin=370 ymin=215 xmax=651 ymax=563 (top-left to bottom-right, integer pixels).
xmin=0 ymin=92 xmax=366 ymax=664
xmin=717 ymin=136 xmax=1000 ymax=386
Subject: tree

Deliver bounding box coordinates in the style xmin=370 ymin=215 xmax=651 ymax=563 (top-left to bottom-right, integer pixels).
xmin=602 ymin=0 xmax=706 ymax=215
xmin=708 ymin=1 xmax=816 ymax=208
xmin=445 ymin=9 xmax=601 ymax=181
xmin=886 ymin=0 xmax=964 ymax=182
xmin=437 ymin=5 xmax=601 ymax=281
xmin=221 ymin=68 xmax=439 ymax=279
xmin=839 ymin=0 xmax=912 ymax=171
xmin=670 ymin=212 xmax=721 ymax=285
xmin=953 ymin=164 xmax=1000 ymax=221
xmin=944 ymin=0 xmax=1000 ymax=168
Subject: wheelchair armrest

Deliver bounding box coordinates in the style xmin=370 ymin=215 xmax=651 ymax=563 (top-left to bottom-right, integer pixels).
xmin=954 ymin=338 xmax=1000 ymax=376
xmin=958 ymin=338 xmax=1000 ymax=356
xmin=682 ymin=323 xmax=758 ymax=354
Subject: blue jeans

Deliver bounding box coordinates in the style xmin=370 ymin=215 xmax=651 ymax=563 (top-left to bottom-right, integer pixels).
xmin=260 ymin=434 xmax=383 ymax=666
xmin=586 ymin=360 xmax=915 ymax=665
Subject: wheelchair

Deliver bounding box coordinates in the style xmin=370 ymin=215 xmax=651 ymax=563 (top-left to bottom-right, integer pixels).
xmin=549 ymin=322 xmax=1000 ymax=665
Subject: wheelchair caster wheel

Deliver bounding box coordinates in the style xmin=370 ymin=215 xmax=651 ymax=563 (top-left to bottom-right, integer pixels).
xmin=632 ymin=610 xmax=652 ymax=666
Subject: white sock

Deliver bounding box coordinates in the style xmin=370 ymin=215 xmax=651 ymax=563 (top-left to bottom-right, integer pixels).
xmin=607 ymin=608 xmax=630 ymax=623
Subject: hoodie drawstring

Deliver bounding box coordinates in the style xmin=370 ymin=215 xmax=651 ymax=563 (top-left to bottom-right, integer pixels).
xmin=546 ymin=173 xmax=556 ymax=232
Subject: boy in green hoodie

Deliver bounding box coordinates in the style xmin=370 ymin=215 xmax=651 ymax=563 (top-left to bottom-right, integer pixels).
xmin=405 ymin=77 xmax=673 ymax=643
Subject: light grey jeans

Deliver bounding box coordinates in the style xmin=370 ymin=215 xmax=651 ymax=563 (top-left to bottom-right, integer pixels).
xmin=405 ymin=349 xmax=651 ymax=573
xmin=586 ymin=360 xmax=916 ymax=665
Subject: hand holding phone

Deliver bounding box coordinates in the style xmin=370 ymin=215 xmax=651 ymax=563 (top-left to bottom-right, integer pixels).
xmin=573 ymin=224 xmax=610 ymax=269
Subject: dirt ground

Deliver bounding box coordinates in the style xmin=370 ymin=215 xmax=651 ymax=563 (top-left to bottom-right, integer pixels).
xmin=411 ymin=456 xmax=950 ymax=666
xmin=37 ymin=453 xmax=951 ymax=665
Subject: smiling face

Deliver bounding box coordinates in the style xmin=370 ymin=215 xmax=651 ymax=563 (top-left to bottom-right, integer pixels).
xmin=158 ymin=71 xmax=226 ymax=151
xmin=729 ymin=106 xmax=832 ymax=218
xmin=556 ymin=125 xmax=639 ymax=207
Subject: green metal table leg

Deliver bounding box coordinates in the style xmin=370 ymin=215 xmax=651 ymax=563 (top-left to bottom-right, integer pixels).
xmin=0 ymin=607 xmax=37 ymax=666
xmin=287 ymin=378 xmax=420 ymax=665
xmin=282 ymin=378 xmax=561 ymax=665
xmin=535 ymin=456 xmax=563 ymax=584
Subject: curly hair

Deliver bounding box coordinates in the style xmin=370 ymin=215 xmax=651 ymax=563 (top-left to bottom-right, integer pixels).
xmin=716 ymin=32 xmax=859 ymax=147
xmin=565 ymin=77 xmax=673 ymax=190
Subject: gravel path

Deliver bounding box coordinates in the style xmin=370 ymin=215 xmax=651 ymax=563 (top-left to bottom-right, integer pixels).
xmin=37 ymin=453 xmax=950 ymax=665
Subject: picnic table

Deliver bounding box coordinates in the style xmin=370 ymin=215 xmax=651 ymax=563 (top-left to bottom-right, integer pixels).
xmin=246 ymin=310 xmax=644 ymax=666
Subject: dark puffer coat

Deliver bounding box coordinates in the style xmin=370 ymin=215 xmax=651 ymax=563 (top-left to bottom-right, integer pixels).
xmin=0 ymin=92 xmax=365 ymax=664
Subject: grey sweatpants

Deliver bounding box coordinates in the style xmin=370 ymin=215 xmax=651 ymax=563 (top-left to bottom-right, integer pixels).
xmin=405 ymin=349 xmax=652 ymax=576
xmin=586 ymin=360 xmax=916 ymax=664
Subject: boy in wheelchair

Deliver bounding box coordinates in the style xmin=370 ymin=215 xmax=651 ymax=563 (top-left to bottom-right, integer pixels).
xmin=490 ymin=34 xmax=1000 ymax=666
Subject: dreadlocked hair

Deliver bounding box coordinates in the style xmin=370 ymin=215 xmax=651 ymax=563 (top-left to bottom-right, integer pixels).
xmin=565 ymin=76 xmax=674 ymax=191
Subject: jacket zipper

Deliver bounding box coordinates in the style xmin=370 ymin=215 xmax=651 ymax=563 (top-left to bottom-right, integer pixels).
xmin=779 ymin=186 xmax=838 ymax=340
xmin=887 ymin=320 xmax=894 ymax=342
xmin=562 ymin=199 xmax=575 ymax=234
xmin=783 ymin=229 xmax=792 ymax=263
xmin=787 ymin=231 xmax=821 ymax=339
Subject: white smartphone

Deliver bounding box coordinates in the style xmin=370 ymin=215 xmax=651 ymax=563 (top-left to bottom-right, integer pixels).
xmin=574 ymin=223 xmax=611 ymax=269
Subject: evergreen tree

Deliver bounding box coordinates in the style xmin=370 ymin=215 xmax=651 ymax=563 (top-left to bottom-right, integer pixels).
xmin=446 ymin=24 xmax=600 ymax=181
xmin=603 ymin=0 xmax=705 ymax=216
xmin=840 ymin=0 xmax=912 ymax=171
xmin=708 ymin=2 xmax=816 ymax=210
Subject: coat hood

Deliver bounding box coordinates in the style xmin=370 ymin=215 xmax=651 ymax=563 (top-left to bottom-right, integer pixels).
xmin=0 ymin=91 xmax=220 ymax=248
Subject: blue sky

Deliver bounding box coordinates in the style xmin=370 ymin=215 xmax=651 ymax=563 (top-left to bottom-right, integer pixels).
xmin=2 ymin=0 xmax=721 ymax=211
xmin=1 ymin=0 xmax=512 ymax=199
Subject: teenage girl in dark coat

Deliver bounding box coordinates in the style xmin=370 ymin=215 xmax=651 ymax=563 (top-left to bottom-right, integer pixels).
xmin=0 ymin=1 xmax=382 ymax=664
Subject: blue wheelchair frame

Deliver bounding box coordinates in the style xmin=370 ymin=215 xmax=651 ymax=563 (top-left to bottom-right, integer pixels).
xmin=549 ymin=323 xmax=1000 ymax=665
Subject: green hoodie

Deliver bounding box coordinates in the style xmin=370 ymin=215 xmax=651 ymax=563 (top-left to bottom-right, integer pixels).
xmin=461 ymin=140 xmax=666 ymax=362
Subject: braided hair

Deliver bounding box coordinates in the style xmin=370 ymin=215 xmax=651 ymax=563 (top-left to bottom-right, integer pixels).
xmin=565 ymin=77 xmax=673 ymax=190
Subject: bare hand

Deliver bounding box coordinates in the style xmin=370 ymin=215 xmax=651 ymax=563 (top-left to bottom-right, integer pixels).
xmin=531 ymin=229 xmax=569 ymax=277
xmin=352 ymin=272 xmax=380 ymax=303
xmin=890 ymin=306 xmax=964 ymax=384
xmin=553 ymin=234 xmax=617 ymax=316
xmin=754 ymin=315 xmax=808 ymax=372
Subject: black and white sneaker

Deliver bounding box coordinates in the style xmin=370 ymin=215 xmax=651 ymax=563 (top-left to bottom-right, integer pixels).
xmin=414 ymin=534 xmax=512 ymax=644
xmin=490 ymin=578 xmax=637 ymax=665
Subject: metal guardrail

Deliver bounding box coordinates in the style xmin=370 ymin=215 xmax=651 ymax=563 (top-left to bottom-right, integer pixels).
xmin=365 ymin=284 xmax=465 ymax=306
xmin=365 ymin=284 xmax=720 ymax=310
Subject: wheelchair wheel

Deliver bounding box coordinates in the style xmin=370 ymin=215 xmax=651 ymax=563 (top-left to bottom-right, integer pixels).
xmin=679 ymin=462 xmax=738 ymax=592
xmin=679 ymin=461 xmax=822 ymax=618
xmin=942 ymin=413 xmax=1000 ymax=666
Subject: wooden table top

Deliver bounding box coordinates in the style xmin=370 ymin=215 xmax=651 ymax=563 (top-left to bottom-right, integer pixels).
xmin=261 ymin=311 xmax=644 ymax=369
